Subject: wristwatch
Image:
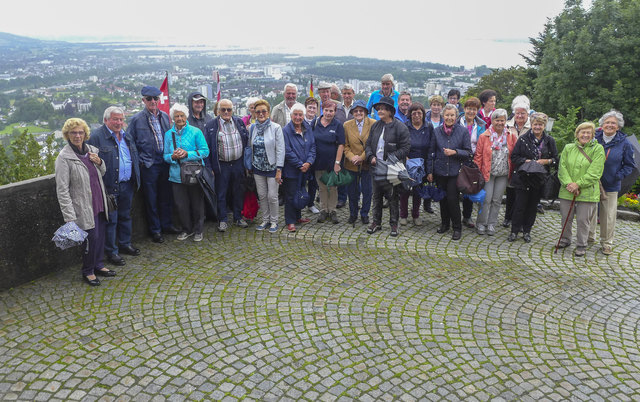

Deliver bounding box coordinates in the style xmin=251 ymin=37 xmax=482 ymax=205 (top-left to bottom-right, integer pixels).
xmin=335 ymin=161 xmax=340 ymax=165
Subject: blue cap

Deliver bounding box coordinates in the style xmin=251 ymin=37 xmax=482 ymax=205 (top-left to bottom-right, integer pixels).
xmin=141 ymin=86 xmax=161 ymax=96
xmin=349 ymin=99 xmax=368 ymax=115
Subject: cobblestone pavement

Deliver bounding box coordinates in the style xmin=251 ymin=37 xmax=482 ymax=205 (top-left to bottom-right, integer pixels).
xmin=1 ymin=204 xmax=639 ymax=401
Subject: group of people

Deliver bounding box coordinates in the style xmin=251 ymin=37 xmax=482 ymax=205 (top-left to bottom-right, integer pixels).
xmin=55 ymin=74 xmax=636 ymax=286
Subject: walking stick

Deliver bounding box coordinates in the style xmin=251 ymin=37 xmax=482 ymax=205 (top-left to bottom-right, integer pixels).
xmin=555 ymin=194 xmax=577 ymax=253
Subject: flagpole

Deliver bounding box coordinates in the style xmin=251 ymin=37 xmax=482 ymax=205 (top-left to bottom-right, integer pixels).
xmin=164 ymin=71 xmax=170 ymax=106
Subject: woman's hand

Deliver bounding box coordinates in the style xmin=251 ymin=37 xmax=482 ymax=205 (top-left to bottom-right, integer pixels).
xmin=427 ymin=174 xmax=433 ymax=183
xmin=443 ymin=148 xmax=457 ymax=157
xmin=88 ymin=152 xmax=102 ymax=165
xmin=536 ymin=159 xmax=548 ymax=165
xmin=275 ymin=169 xmax=282 ymax=184
xmin=351 ymin=155 xmax=361 ymax=165
xmin=300 ymin=162 xmax=310 ymax=172
xmin=334 ymin=163 xmax=341 ymax=174
xmin=566 ymin=182 xmax=580 ymax=195
xmin=172 ymin=148 xmax=187 ymax=160
xmin=370 ymin=157 xmax=376 ymax=166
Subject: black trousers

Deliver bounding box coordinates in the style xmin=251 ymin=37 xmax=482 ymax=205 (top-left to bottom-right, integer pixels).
xmin=511 ymin=187 xmax=542 ymax=234
xmin=371 ymin=181 xmax=400 ymax=226
xmin=504 ymin=186 xmax=515 ymax=221
xmin=435 ymin=175 xmax=462 ymax=230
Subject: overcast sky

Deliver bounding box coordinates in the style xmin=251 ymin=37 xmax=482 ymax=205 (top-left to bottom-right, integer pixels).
xmin=5 ymin=0 xmax=576 ymax=68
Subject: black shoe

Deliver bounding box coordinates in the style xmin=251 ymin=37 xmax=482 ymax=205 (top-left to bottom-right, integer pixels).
xmin=330 ymin=211 xmax=339 ymax=224
xmin=348 ymin=216 xmax=357 ymax=224
xmin=452 ymin=230 xmax=461 ymax=240
xmin=162 ymin=226 xmax=181 ymax=235
xmin=83 ymin=276 xmax=101 ymax=286
xmin=537 ymin=204 xmax=545 ymax=214
xmin=382 ymin=200 xmax=389 ymax=208
xmin=151 ymin=233 xmax=164 ymax=243
xmin=502 ymin=219 xmax=511 ymax=228
xmin=95 ymin=268 xmax=117 ymax=277
xmin=437 ymin=225 xmax=450 ymax=234
xmin=462 ymin=218 xmax=475 ymax=228
xmin=336 ymin=200 xmax=346 ymax=209
xmin=119 ymin=245 xmax=140 ymax=256
xmin=508 ymin=232 xmax=518 ymax=242
xmin=367 ymin=223 xmax=382 ymax=234
xmin=390 ymin=225 xmax=399 ymax=237
xmin=361 ymin=216 xmax=369 ymax=225
xmin=279 ymin=197 xmax=284 ymax=206
xmin=523 ymin=233 xmax=531 ymax=243
xmin=424 ymin=207 xmax=435 ymax=214
xmin=317 ymin=211 xmax=327 ymax=223
xmin=107 ymin=254 xmax=126 ymax=266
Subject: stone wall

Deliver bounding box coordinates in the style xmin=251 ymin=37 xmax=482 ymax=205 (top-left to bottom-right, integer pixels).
xmin=0 ymin=175 xmax=146 ymax=290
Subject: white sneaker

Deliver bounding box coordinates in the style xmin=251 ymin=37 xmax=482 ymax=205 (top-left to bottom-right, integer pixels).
xmin=399 ymin=218 xmax=408 ymax=226
xmin=256 ymin=222 xmax=269 ymax=231
xmin=413 ymin=217 xmax=423 ymax=226
xmin=193 ymin=233 xmax=203 ymax=242
xmin=177 ymin=232 xmax=193 ymax=241
xmin=308 ymin=205 xmax=320 ymax=214
xmin=486 ymin=224 xmax=496 ymax=236
xmin=476 ymin=224 xmax=486 ymax=235
xmin=218 ymin=222 xmax=228 ymax=232
xmin=268 ymin=223 xmax=278 ymax=233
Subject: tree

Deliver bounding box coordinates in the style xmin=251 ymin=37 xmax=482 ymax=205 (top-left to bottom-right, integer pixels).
xmin=0 ymin=129 xmax=58 ymax=184
xmin=465 ymin=67 xmax=535 ymax=112
xmin=531 ymin=0 xmax=640 ymax=129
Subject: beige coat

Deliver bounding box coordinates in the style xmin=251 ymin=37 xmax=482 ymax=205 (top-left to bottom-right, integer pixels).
xmin=55 ymin=144 xmax=108 ymax=230
xmin=343 ymin=117 xmax=376 ymax=172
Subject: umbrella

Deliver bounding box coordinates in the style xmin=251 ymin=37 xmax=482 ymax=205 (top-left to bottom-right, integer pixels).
xmin=197 ymin=167 xmax=217 ymax=220
xmin=620 ymin=134 xmax=640 ymax=195
xmin=555 ymin=194 xmax=576 ymax=253
xmin=52 ymin=221 xmax=88 ymax=250
xmin=463 ymin=188 xmax=486 ymax=216
xmin=372 ymin=154 xmax=416 ymax=188
xmin=416 ymin=182 xmax=446 ymax=202
xmin=518 ymin=160 xmax=547 ymax=189
xmin=406 ymin=158 xmax=425 ymax=186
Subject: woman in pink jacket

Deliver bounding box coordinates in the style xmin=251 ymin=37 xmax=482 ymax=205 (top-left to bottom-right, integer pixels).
xmin=473 ymin=109 xmax=517 ymax=236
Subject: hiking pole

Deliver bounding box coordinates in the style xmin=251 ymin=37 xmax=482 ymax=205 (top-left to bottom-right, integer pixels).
xmin=555 ymin=193 xmax=577 ymax=253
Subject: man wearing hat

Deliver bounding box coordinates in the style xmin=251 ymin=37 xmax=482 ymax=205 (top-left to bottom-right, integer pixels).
xmin=366 ymin=73 xmax=400 ymax=120
xmin=187 ymin=91 xmax=212 ymax=134
xmin=127 ymin=85 xmax=175 ymax=243
xmin=364 ymin=96 xmax=410 ymax=237
xmin=317 ymin=82 xmax=347 ymax=123
xmin=344 ymin=100 xmax=376 ymax=224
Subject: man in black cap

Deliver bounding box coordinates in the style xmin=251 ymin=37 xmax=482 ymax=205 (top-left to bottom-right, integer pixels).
xmin=365 ymin=96 xmax=410 ymax=237
xmin=127 ymin=85 xmax=175 ymax=243
xmin=187 ymin=91 xmax=212 ymax=134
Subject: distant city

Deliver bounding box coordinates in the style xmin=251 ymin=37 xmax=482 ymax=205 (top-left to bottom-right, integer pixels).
xmin=0 ymin=32 xmax=490 ymax=153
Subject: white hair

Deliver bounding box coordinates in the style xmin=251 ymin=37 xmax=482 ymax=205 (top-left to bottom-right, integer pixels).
xmin=341 ymin=84 xmax=354 ymax=92
xmin=291 ymin=104 xmax=305 ymax=114
xmin=245 ymin=97 xmax=260 ymax=109
xmin=492 ymin=108 xmax=508 ymax=120
xmin=103 ymin=106 xmax=125 ymax=121
xmin=284 ymin=83 xmax=297 ymax=92
xmin=170 ymin=103 xmax=189 ymax=120
xmin=511 ymin=95 xmax=530 ymax=113
xmin=599 ymin=109 xmax=624 ymax=128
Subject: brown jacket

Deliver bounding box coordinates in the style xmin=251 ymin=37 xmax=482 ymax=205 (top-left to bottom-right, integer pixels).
xmin=343 ymin=117 xmax=376 ymax=171
xmin=55 ymin=144 xmax=108 ymax=230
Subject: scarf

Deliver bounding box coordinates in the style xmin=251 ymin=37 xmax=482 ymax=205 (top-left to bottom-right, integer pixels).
xmin=255 ymin=118 xmax=271 ymax=136
xmin=489 ymin=125 xmax=508 ymax=150
xmin=68 ymin=140 xmax=88 ymax=155
xmin=443 ymin=125 xmax=453 ymax=136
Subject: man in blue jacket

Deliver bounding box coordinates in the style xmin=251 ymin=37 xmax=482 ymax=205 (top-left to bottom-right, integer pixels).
xmin=203 ymin=99 xmax=250 ymax=232
xmin=87 ymin=106 xmax=141 ymax=265
xmin=127 ymin=86 xmax=175 ymax=243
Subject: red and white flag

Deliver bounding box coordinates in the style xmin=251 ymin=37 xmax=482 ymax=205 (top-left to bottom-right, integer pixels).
xmin=214 ymin=71 xmax=221 ymax=102
xmin=158 ymin=73 xmax=170 ymax=116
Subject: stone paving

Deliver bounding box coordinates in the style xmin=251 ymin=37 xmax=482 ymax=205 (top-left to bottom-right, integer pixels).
xmin=1 ymin=203 xmax=639 ymax=401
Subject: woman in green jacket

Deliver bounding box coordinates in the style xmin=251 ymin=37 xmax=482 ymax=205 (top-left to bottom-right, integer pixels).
xmin=557 ymin=122 xmax=605 ymax=257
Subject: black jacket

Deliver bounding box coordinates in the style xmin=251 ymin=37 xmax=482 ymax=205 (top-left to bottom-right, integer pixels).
xmin=509 ymin=129 xmax=558 ymax=189
xmin=365 ymin=119 xmax=411 ymax=163
xmin=428 ymin=124 xmax=472 ymax=176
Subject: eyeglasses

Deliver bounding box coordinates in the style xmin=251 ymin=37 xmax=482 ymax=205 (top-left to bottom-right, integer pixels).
xmin=144 ymin=96 xmax=159 ymax=101
xmin=69 ymin=130 xmax=85 ymax=137
xmin=219 ymin=107 xmax=233 ymax=113
xmin=254 ymin=109 xmax=268 ymax=115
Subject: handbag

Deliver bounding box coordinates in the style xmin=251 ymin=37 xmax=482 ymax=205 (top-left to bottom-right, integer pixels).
xmin=456 ymin=161 xmax=485 ymax=195
xmin=541 ymin=171 xmax=561 ymax=200
xmin=576 ymin=146 xmax=608 ymax=201
xmin=106 ymin=193 xmax=118 ymax=213
xmin=292 ymin=174 xmax=310 ymax=210
xmin=172 ymin=132 xmax=204 ymax=186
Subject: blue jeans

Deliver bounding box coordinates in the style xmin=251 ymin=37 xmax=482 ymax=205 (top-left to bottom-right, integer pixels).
xmin=215 ymin=159 xmax=245 ymax=222
xmin=347 ymin=169 xmax=372 ymax=217
xmin=105 ymin=180 xmax=134 ymax=256
xmin=140 ymin=163 xmax=173 ymax=234
xmin=283 ymin=174 xmax=303 ymax=224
